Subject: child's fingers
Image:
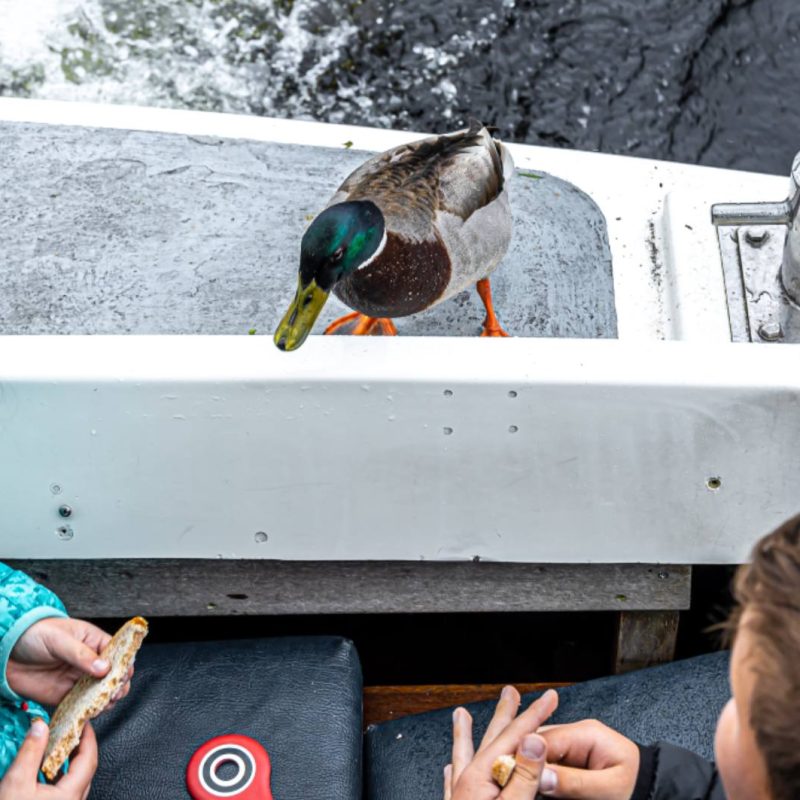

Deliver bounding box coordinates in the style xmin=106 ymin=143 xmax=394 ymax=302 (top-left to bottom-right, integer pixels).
xmin=107 ymin=664 xmax=135 ymax=708
xmin=499 ymin=734 xmax=546 ymax=800
xmin=80 ymin=621 xmax=112 ymax=656
xmin=479 ymin=686 xmax=521 ymax=749
xmin=539 ymin=721 xmax=601 ymax=767
xmin=443 ymin=764 xmax=453 ymax=800
xmin=48 ymin=627 xmax=109 ymax=678
xmin=451 ymin=707 xmax=475 ymax=784
xmin=482 ymin=689 xmax=559 ymax=764
xmin=56 ymin=723 xmax=98 ymax=795
xmin=4 ymin=718 xmax=49 ymax=786
xmin=108 ymin=681 xmax=131 ymax=708
xmin=535 ymin=762 xmax=627 ymax=798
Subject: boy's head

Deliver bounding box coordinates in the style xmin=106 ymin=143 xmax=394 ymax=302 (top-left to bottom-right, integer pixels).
xmin=714 ymin=515 xmax=800 ymax=800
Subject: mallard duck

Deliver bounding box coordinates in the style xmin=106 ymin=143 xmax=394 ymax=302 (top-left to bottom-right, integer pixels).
xmin=274 ymin=119 xmax=514 ymax=351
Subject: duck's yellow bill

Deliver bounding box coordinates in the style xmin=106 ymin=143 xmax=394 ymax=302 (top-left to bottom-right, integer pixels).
xmin=274 ymin=277 xmax=329 ymax=351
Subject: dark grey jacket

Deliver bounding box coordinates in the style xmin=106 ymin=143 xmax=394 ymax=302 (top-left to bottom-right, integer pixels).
xmin=632 ymin=743 xmax=727 ymax=800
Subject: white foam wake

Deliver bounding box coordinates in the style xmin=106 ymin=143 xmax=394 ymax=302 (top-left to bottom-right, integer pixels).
xmin=0 ymin=0 xmax=358 ymax=117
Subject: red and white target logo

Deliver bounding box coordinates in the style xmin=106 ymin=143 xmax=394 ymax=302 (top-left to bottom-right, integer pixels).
xmin=187 ymin=735 xmax=273 ymax=800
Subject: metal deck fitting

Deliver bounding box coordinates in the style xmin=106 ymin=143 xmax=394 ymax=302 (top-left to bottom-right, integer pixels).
xmin=712 ymin=152 xmax=800 ymax=342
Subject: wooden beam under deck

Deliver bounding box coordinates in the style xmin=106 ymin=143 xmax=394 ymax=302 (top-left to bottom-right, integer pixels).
xmin=363 ymin=683 xmax=569 ymax=728
xmin=7 ymin=560 xmax=692 ymax=616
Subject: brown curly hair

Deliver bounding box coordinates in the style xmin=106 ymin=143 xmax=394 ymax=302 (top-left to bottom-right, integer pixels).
xmin=726 ymin=515 xmax=800 ymax=800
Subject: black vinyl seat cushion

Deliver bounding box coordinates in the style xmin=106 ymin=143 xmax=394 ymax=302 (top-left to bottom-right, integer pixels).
xmin=90 ymin=636 xmax=362 ymax=800
xmin=365 ymin=651 xmax=730 ymax=800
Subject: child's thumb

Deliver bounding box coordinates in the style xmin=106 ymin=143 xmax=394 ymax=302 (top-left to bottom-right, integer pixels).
xmin=51 ymin=630 xmax=109 ymax=677
xmin=5 ymin=718 xmax=49 ymax=783
xmin=500 ymin=735 xmax=546 ymax=800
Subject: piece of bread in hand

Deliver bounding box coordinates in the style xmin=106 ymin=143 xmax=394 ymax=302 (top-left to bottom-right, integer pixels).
xmin=41 ymin=616 xmax=148 ymax=781
xmin=491 ymin=754 xmax=516 ymax=787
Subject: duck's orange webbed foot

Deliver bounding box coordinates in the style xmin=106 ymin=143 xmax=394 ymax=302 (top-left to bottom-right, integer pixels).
xmin=324 ymin=311 xmax=360 ymax=335
xmin=481 ymin=322 xmax=510 ymax=337
xmin=324 ymin=313 xmax=397 ymax=336
xmin=476 ymin=278 xmax=510 ymax=337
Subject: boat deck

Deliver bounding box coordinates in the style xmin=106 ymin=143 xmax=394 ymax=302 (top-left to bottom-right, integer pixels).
xmin=0 ymin=122 xmax=616 ymax=339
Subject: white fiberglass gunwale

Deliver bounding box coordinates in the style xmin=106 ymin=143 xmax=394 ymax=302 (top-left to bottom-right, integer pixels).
xmin=1 ymin=97 xmax=797 ymax=565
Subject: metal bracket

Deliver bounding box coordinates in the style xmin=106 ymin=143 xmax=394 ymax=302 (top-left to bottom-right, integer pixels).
xmin=716 ymin=224 xmax=799 ymax=342
xmin=712 ymin=152 xmax=800 ymax=342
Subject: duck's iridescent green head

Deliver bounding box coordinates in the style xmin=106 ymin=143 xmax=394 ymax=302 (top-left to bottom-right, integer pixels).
xmin=274 ymin=201 xmax=386 ymax=351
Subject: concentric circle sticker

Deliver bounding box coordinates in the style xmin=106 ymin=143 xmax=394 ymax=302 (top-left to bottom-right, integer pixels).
xmin=199 ymin=744 xmax=255 ymax=796
xmin=187 ymin=735 xmax=273 ymax=800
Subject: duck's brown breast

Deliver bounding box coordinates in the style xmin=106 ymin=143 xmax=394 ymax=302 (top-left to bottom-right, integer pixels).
xmin=333 ymin=232 xmax=451 ymax=318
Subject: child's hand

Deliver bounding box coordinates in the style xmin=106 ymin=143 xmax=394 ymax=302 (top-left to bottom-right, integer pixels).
xmin=7 ymin=618 xmax=133 ymax=707
xmin=0 ymin=718 xmax=97 ymax=799
xmin=444 ymin=687 xmax=559 ymax=800
xmin=537 ymin=719 xmax=640 ymax=798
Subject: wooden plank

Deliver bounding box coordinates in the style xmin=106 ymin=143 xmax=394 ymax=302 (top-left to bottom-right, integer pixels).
xmin=6 ymin=560 xmax=691 ymax=616
xmin=614 ymin=610 xmax=681 ymax=674
xmin=364 ymin=683 xmax=569 ymax=728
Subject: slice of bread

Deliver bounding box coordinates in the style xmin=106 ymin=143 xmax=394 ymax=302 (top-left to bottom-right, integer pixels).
xmin=42 ymin=616 xmax=148 ymax=781
xmin=491 ymin=754 xmax=516 ymax=787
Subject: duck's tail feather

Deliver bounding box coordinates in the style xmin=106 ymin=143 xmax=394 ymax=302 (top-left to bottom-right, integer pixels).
xmin=466 ymin=117 xmax=485 ymax=135
xmin=494 ymin=139 xmax=515 ymax=181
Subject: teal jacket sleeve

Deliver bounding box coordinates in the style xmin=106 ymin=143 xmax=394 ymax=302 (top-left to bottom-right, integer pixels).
xmin=0 ymin=564 xmax=69 ymax=782
xmin=0 ymin=563 xmax=67 ymax=702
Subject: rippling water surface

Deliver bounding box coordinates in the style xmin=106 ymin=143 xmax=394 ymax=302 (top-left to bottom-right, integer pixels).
xmin=1 ymin=0 xmax=799 ymax=174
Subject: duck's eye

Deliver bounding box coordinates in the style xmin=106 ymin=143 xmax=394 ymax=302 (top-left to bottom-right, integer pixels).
xmin=332 ymin=247 xmax=345 ymax=262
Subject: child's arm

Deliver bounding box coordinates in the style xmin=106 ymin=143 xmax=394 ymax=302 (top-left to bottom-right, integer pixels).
xmin=635 ymin=741 xmax=725 ymax=800
xmin=538 ymin=721 xmax=725 ymax=800
xmin=0 ymin=563 xmax=131 ymax=707
xmin=0 ymin=562 xmax=68 ymax=703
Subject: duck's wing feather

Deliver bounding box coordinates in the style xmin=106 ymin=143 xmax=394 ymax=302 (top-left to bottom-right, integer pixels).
xmin=329 ymin=121 xmax=510 ymax=242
